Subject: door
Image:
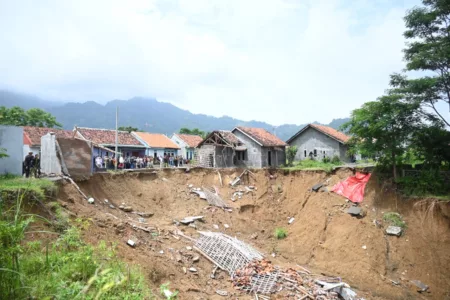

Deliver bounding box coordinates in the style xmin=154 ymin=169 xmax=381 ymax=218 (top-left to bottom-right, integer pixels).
xmin=268 ymin=151 xmax=272 ymax=166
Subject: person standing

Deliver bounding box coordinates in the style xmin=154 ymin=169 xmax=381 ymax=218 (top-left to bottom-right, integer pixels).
xmin=33 ymin=154 xmax=41 ymax=178
xmin=24 ymin=152 xmax=34 ymax=178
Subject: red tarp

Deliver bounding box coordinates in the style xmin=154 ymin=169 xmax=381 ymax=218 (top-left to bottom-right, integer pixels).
xmin=331 ymin=172 xmax=371 ymax=203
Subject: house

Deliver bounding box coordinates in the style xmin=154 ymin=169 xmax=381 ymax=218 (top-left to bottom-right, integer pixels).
xmin=132 ymin=132 xmax=180 ymax=159
xmin=171 ymin=133 xmax=203 ymax=160
xmin=74 ymin=127 xmax=146 ymax=157
xmin=0 ymin=125 xmax=23 ymax=175
xmin=196 ymin=130 xmax=244 ymax=168
xmin=231 ymin=127 xmax=287 ymax=168
xmin=286 ymin=124 xmax=353 ymax=162
xmin=23 ymin=126 xmax=73 ymax=159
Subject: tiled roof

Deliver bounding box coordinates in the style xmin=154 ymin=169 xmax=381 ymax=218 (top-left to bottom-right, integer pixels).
xmin=235 ymin=127 xmax=287 ymax=147
xmin=218 ymin=130 xmax=241 ymax=145
xmin=176 ymin=134 xmax=203 ymax=148
xmin=198 ymin=130 xmax=242 ymax=147
xmin=133 ymin=132 xmax=180 ymax=149
xmin=309 ymin=124 xmax=350 ymax=143
xmin=76 ymin=127 xmax=143 ymax=146
xmin=23 ymin=126 xmax=73 ymax=146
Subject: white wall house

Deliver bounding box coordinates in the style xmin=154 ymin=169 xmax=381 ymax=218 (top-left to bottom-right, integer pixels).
xmin=171 ymin=134 xmax=203 ymax=160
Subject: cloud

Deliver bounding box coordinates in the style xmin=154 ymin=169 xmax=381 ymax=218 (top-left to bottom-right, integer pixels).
xmin=0 ymin=0 xmax=420 ymax=125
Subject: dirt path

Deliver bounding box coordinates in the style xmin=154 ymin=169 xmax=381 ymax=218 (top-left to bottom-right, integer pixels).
xmin=55 ymin=168 xmax=450 ymax=299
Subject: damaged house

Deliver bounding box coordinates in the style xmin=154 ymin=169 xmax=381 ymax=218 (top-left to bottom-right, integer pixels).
xmin=196 ymin=127 xmax=286 ymax=168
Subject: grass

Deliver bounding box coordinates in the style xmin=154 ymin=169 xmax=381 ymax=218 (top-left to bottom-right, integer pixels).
xmin=0 ymin=179 xmax=152 ymax=300
xmin=383 ymin=212 xmax=406 ymax=228
xmin=283 ymin=159 xmax=343 ymax=173
xmin=0 ymin=175 xmax=56 ymax=200
xmin=274 ymin=227 xmax=288 ymax=239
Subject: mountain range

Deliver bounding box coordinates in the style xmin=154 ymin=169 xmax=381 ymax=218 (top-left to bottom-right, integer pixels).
xmin=0 ymin=90 xmax=349 ymax=141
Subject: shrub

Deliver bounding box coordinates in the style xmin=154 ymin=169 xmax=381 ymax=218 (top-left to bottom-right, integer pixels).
xmin=331 ymin=155 xmax=341 ymax=164
xmin=383 ymin=212 xmax=406 ymax=228
xmin=396 ymin=169 xmax=449 ymax=197
xmin=286 ymin=146 xmax=298 ymax=166
xmin=322 ymin=156 xmax=331 ymax=163
xmin=274 ymin=227 xmax=288 ymax=239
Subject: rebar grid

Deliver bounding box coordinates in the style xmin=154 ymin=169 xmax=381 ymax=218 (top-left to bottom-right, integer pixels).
xmin=195 ymin=232 xmax=263 ymax=274
xmin=241 ymin=273 xmax=279 ymax=294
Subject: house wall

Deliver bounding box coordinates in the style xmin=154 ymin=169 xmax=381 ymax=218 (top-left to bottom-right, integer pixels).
xmin=41 ymin=133 xmax=62 ymax=176
xmin=214 ymin=146 xmax=234 ymax=168
xmin=0 ymin=125 xmax=23 ymax=175
xmin=232 ymin=130 xmax=262 ymax=168
xmin=171 ymin=135 xmax=187 ymax=158
xmin=289 ymin=127 xmax=350 ymax=162
xmin=260 ymin=147 xmax=286 ymax=167
xmin=196 ymin=145 xmax=215 ymax=167
xmin=145 ymin=148 xmax=178 ymax=158
xmin=58 ymin=138 xmax=92 ymax=179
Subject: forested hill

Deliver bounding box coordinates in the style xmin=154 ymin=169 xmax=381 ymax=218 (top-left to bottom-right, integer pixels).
xmin=0 ymin=90 xmax=349 ymax=141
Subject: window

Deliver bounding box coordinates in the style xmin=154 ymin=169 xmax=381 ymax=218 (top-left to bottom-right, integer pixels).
xmin=237 ymin=151 xmax=246 ymax=161
xmin=304 ymin=150 xmax=307 ymax=157
xmin=314 ymin=149 xmax=317 ymax=157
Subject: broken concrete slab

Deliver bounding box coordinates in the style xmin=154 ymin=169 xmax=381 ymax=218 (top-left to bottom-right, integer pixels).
xmin=191 ymin=190 xmax=206 ymax=199
xmin=179 ymin=216 xmax=204 ymax=225
xmin=312 ymin=183 xmax=323 ymax=192
xmin=411 ymin=280 xmax=429 ymax=292
xmin=127 ymin=240 xmax=136 ymax=247
xmin=386 ymin=226 xmax=403 ymax=237
xmin=230 ymin=177 xmax=241 ymax=186
xmin=216 ymin=290 xmax=228 ymax=296
xmin=347 ymin=206 xmax=362 ymax=216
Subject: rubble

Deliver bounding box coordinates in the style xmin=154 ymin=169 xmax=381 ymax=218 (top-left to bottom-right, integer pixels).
xmin=288 ymin=217 xmax=295 ymax=224
xmin=127 ymin=239 xmax=136 ymax=247
xmin=347 ymin=205 xmax=364 ymax=217
xmin=386 ymin=226 xmax=403 ymax=236
xmin=216 ymin=290 xmax=228 ymax=296
xmin=202 ymin=187 xmax=229 ymax=208
xmin=180 ymin=216 xmax=204 ymax=225
xmin=136 ymin=212 xmax=154 ymax=218
xmin=119 ymin=206 xmax=133 ymax=212
xmin=88 ymin=197 xmax=95 ymax=204
xmin=411 ymin=280 xmax=429 ymax=292
xmin=312 ymin=183 xmax=323 ymax=192
xmin=189 ymin=267 xmax=198 ymax=272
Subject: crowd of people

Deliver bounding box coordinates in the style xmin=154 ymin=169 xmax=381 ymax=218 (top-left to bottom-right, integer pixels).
xmin=23 ymin=152 xmax=40 ymax=178
xmin=94 ymin=153 xmax=190 ymax=170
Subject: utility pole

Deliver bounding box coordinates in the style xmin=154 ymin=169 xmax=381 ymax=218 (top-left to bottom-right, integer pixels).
xmin=115 ymin=106 xmax=119 ymax=171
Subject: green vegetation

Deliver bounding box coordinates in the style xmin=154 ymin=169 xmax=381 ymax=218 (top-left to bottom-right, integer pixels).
xmin=284 ymin=158 xmax=342 ymax=173
xmin=286 ymin=146 xmax=298 ymax=167
xmin=0 ymin=176 xmax=56 ymax=200
xmin=0 ymin=177 xmax=151 ymax=299
xmin=0 ymin=148 xmax=8 ymax=159
xmin=342 ymin=0 xmax=450 ymax=197
xmin=179 ymin=128 xmax=208 ymax=139
xmin=274 ymin=227 xmax=288 ymax=239
xmin=160 ymin=282 xmax=178 ymax=299
xmin=383 ymin=212 xmax=406 ymax=228
xmin=118 ymin=126 xmax=139 ymax=133
xmin=0 ymin=106 xmax=62 ymax=128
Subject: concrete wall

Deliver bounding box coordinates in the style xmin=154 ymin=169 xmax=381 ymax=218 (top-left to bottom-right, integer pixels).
xmin=41 ymin=133 xmax=62 ymax=176
xmin=232 ymin=130 xmax=262 ymax=168
xmin=214 ymin=146 xmax=234 ymax=168
xmin=260 ymin=146 xmax=286 ymax=167
xmin=196 ymin=145 xmax=215 ymax=167
xmin=58 ymin=138 xmax=93 ymax=179
xmin=289 ymin=127 xmax=350 ymax=162
xmin=0 ymin=125 xmax=23 ymax=175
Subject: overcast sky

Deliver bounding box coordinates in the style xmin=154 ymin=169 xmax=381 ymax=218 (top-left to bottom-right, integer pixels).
xmin=0 ymin=0 xmax=421 ymax=125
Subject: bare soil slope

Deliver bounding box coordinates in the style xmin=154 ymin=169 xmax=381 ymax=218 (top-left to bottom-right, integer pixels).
xmin=55 ymin=168 xmax=450 ymax=299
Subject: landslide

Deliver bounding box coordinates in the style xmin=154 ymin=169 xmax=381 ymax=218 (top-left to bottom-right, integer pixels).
xmin=55 ymin=168 xmax=450 ymax=300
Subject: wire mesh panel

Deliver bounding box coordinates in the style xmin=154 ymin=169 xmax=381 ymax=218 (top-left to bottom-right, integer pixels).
xmin=202 ymin=187 xmax=228 ymax=208
xmin=195 ymin=232 xmax=263 ymax=274
xmin=245 ymin=273 xmax=279 ymax=294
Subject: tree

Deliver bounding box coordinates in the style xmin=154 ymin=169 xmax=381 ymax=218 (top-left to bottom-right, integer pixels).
xmin=342 ymin=95 xmax=422 ymax=180
xmin=286 ymin=146 xmax=298 ymax=166
xmin=388 ymin=0 xmax=450 ymax=126
xmin=0 ymin=106 xmax=62 ymax=128
xmin=179 ymin=128 xmax=207 ymax=138
xmin=118 ymin=126 xmax=139 ymax=133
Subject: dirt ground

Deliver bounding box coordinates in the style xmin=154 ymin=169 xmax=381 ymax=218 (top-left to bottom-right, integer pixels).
xmin=53 ymin=168 xmax=450 ymax=300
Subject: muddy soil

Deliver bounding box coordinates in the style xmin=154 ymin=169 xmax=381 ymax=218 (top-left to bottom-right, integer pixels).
xmin=54 ymin=168 xmax=450 ymax=300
